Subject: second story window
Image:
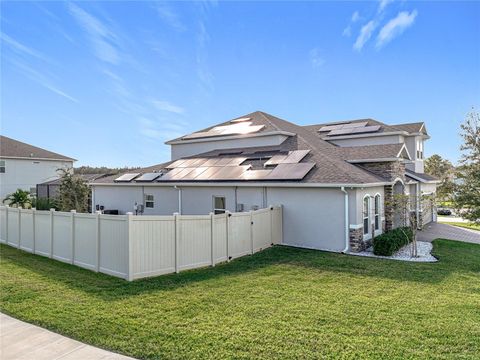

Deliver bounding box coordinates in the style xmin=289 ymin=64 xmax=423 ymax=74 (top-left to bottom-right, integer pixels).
xmin=145 ymin=194 xmax=154 ymax=208
xmin=0 ymin=160 xmax=5 ymax=173
xmin=416 ymin=140 xmax=424 ymax=160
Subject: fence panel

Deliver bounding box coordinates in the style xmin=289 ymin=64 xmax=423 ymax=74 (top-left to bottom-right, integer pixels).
xmin=34 ymin=211 xmax=52 ymax=257
xmin=99 ymin=215 xmax=128 ymax=279
xmin=228 ymin=212 xmax=252 ymax=259
xmin=252 ymin=208 xmax=272 ymax=252
xmin=7 ymin=208 xmax=20 ymax=247
xmin=52 ymin=212 xmax=73 ymax=263
xmin=213 ymin=214 xmax=227 ymax=263
xmin=19 ymin=209 xmax=34 ymax=252
xmin=178 ymin=215 xmax=212 ymax=271
xmin=130 ymin=216 xmax=175 ymax=279
xmin=271 ymin=206 xmax=283 ymax=245
xmin=73 ymin=214 xmax=98 ymax=271
xmin=0 ymin=207 xmax=6 ymax=243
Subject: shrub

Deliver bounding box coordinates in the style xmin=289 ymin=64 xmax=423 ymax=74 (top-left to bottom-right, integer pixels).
xmin=32 ymin=197 xmax=59 ymax=211
xmin=373 ymin=227 xmax=413 ymax=256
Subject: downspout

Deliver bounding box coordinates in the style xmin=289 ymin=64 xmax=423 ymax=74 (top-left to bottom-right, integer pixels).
xmin=340 ymin=186 xmax=349 ymax=253
xmin=174 ymin=186 xmax=182 ymax=214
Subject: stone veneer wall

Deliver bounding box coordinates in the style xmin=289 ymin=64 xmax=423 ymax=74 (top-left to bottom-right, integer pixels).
xmin=349 ymin=227 xmax=364 ymax=252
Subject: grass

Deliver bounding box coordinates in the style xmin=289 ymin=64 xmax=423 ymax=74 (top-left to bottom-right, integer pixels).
xmin=1 ymin=241 xmax=480 ymax=359
xmin=437 ymin=220 xmax=480 ymax=231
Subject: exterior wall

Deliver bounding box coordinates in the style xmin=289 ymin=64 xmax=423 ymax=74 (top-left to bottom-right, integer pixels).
xmin=236 ymin=187 xmax=266 ymax=211
xmin=266 ymin=187 xmax=346 ymax=252
xmin=170 ymin=134 xmax=289 ymax=160
xmin=180 ymin=186 xmax=237 ymax=215
xmin=327 ymin=134 xmax=404 ymax=147
xmin=0 ymin=158 xmax=73 ymax=199
xmin=92 ymin=186 xmax=143 ymax=214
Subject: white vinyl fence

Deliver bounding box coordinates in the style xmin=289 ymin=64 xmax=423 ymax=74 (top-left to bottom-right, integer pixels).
xmin=0 ymin=205 xmax=283 ymax=281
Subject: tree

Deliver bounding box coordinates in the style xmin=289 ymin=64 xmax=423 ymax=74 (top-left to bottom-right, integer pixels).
xmin=3 ymin=189 xmax=32 ymax=208
xmin=424 ymin=154 xmax=455 ymax=203
xmin=57 ymin=168 xmax=90 ymax=213
xmin=454 ymin=108 xmax=480 ymax=223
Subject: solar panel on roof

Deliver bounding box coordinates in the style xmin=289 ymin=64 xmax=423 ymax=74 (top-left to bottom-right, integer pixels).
xmin=266 ymin=163 xmax=315 ymax=180
xmin=194 ymin=166 xmax=223 ymax=180
xmin=158 ymin=167 xmax=193 ymax=181
xmin=189 ymin=158 xmax=207 ymax=167
xmin=319 ymin=121 xmax=368 ymax=133
xmin=225 ymin=157 xmax=248 ymax=166
xmin=209 ymin=165 xmax=251 ymax=180
xmin=114 ymin=173 xmax=140 ymax=182
xmin=202 ymin=158 xmax=222 ymax=167
xmin=342 ymin=121 xmax=368 ymax=129
xmin=135 ymin=172 xmax=162 ymax=182
xmin=167 ymin=159 xmax=188 ymax=168
xmin=281 ymin=150 xmax=310 ymax=164
xmin=264 ymin=154 xmax=288 ymax=166
xmin=179 ymin=167 xmax=209 ymax=180
xmin=230 ymin=117 xmax=251 ymax=123
xmin=182 ymin=123 xmax=265 ymax=140
xmin=241 ymin=169 xmax=272 ymax=180
xmin=328 ymin=125 xmax=380 ymax=136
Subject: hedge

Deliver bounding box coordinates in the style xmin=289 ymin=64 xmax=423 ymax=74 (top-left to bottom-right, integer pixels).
xmin=373 ymin=227 xmax=413 ymax=256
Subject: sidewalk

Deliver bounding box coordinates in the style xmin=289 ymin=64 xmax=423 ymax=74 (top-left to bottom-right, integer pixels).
xmin=0 ymin=313 xmax=135 ymax=360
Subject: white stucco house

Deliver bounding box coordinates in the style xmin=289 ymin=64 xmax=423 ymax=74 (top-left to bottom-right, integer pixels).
xmin=90 ymin=111 xmax=438 ymax=253
xmin=0 ymin=135 xmax=75 ymax=200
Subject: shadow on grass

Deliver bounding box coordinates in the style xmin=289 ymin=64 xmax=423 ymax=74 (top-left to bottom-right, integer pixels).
xmin=1 ymin=239 xmax=479 ymax=301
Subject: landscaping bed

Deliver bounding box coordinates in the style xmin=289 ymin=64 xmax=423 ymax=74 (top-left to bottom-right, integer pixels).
xmin=1 ymin=241 xmax=479 ymax=359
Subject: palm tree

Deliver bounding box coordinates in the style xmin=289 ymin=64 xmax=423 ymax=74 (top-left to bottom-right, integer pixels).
xmin=3 ymin=189 xmax=32 ymax=208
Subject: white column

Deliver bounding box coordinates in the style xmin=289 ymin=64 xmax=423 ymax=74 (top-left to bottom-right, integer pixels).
xmin=32 ymin=208 xmax=36 ymax=254
xmin=225 ymin=211 xmax=231 ymax=262
xmin=250 ymin=211 xmax=254 ymax=254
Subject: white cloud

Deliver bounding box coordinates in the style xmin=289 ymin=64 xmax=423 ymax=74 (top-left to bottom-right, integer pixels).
xmin=151 ymin=100 xmax=185 ymax=114
xmin=309 ymin=48 xmax=325 ymax=68
xmin=378 ymin=0 xmax=394 ymax=13
xmin=155 ymin=2 xmax=186 ymax=31
xmin=353 ymin=20 xmax=376 ymax=51
xmin=138 ymin=117 xmax=185 ymax=141
xmin=343 ymin=26 xmax=351 ymax=37
xmin=351 ymin=11 xmax=360 ymax=22
xmin=68 ymin=3 xmax=120 ymax=64
xmin=8 ymin=58 xmax=78 ymax=103
xmin=0 ymin=33 xmax=50 ymax=62
xmin=376 ymin=10 xmax=418 ymax=49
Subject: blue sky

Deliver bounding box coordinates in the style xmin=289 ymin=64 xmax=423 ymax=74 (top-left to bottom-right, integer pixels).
xmin=1 ymin=1 xmax=479 ymax=167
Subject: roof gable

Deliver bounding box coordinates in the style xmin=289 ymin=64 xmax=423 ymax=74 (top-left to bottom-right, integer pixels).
xmin=0 ymin=135 xmax=75 ymax=161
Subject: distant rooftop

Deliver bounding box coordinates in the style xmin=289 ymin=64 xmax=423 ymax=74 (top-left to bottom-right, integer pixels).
xmin=0 ymin=135 xmax=76 ymax=161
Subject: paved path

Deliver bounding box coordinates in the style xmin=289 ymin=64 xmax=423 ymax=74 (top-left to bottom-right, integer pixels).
xmin=418 ymin=222 xmax=480 ymax=245
xmin=0 ymin=313 xmax=134 ymax=360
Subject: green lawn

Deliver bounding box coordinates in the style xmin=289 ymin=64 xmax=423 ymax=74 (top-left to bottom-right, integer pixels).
xmin=1 ymin=241 xmax=479 ymax=359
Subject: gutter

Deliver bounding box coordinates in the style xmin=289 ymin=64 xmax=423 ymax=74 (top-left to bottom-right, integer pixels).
xmin=90 ymin=181 xmax=391 ymax=188
xmin=340 ymin=186 xmax=349 ymax=253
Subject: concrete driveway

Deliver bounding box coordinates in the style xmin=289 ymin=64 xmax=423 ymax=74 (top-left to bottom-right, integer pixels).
xmin=418 ymin=222 xmax=480 ymax=245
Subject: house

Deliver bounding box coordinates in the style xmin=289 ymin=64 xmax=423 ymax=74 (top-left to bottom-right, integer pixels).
xmin=37 ymin=173 xmax=106 ymax=200
xmin=90 ymin=111 xmax=438 ymax=253
xmin=0 ymin=135 xmax=75 ymax=200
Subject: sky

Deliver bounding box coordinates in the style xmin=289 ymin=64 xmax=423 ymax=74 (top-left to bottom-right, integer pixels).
xmin=1 ymin=0 xmax=479 ymax=167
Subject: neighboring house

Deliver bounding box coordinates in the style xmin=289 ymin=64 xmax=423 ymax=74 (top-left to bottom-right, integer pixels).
xmin=0 ymin=135 xmax=75 ymax=200
xmin=90 ymin=111 xmax=438 ymax=253
xmin=37 ymin=173 xmax=107 ymax=200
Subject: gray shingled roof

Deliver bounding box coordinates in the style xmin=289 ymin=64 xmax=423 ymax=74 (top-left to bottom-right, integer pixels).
xmin=94 ymin=111 xmax=403 ymax=185
xmin=0 ymin=135 xmax=75 ymax=161
xmin=339 ymin=144 xmax=408 ymax=161
xmin=405 ymin=169 xmax=439 ymax=183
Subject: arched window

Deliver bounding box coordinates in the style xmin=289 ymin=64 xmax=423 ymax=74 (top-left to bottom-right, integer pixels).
xmin=363 ymin=196 xmax=370 ymax=235
xmin=374 ymin=194 xmax=381 ymax=231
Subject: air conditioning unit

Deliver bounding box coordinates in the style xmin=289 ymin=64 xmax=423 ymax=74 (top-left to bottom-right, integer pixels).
xmin=251 ymin=205 xmax=259 ymax=211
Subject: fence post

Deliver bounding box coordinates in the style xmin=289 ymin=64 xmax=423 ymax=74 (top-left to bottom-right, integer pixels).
xmin=250 ymin=210 xmax=254 ymax=255
xmin=126 ymin=212 xmax=134 ymax=281
xmin=95 ymin=211 xmax=101 ymax=272
xmin=17 ymin=207 xmax=22 ymax=249
xmin=210 ymin=212 xmax=215 ymax=267
xmin=174 ymin=212 xmax=179 ymax=273
xmin=5 ymin=205 xmax=9 ymax=244
xmin=269 ymin=205 xmax=274 ymax=245
xmin=70 ymin=210 xmax=76 ymax=265
xmin=49 ymin=208 xmax=55 ymax=258
xmin=226 ymin=211 xmax=231 ymax=262
xmin=32 ymin=208 xmax=36 ymax=254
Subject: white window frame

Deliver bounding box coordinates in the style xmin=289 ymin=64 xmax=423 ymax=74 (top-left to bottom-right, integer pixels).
xmin=416 ymin=140 xmax=424 ymax=160
xmin=213 ymin=195 xmax=226 ymax=214
xmin=145 ymin=194 xmax=154 ymax=208
xmin=374 ymin=193 xmax=381 ymax=231
xmin=0 ymin=160 xmax=5 ymax=173
xmin=363 ymin=195 xmax=370 ymax=238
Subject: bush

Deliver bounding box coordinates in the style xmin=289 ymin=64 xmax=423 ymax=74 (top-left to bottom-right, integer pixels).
xmin=373 ymin=227 xmax=413 ymax=256
xmin=32 ymin=197 xmax=59 ymax=211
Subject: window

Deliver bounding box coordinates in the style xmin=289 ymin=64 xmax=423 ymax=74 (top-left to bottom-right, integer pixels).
xmin=374 ymin=194 xmax=381 ymax=231
xmin=363 ymin=196 xmax=370 ymax=235
xmin=416 ymin=140 xmax=424 ymax=160
xmin=145 ymin=194 xmax=154 ymax=208
xmin=213 ymin=196 xmax=226 ymax=214
xmin=0 ymin=160 xmax=5 ymax=173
